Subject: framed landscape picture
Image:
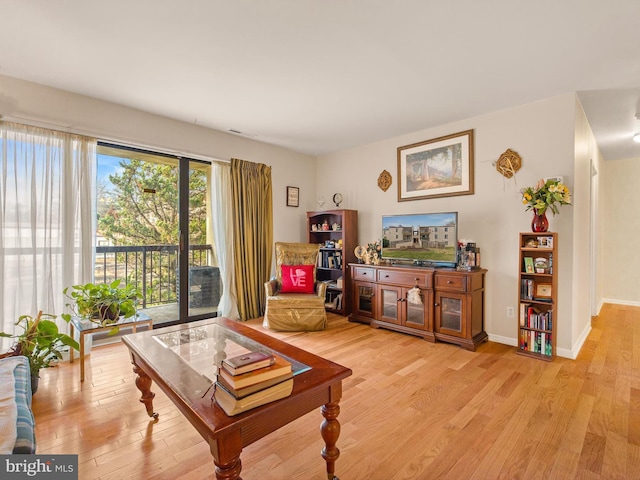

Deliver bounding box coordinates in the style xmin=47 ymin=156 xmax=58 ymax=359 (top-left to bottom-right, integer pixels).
xmin=397 ymin=129 xmax=474 ymax=201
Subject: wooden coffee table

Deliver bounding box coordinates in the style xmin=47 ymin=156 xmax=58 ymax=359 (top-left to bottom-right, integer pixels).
xmin=122 ymin=317 xmax=352 ymax=480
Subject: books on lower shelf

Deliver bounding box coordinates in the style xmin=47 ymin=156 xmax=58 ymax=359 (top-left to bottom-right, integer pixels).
xmin=519 ymin=330 xmax=553 ymax=356
xmin=214 ymin=377 xmax=294 ymax=416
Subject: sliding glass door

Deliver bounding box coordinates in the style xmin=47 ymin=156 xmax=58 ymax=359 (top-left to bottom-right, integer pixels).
xmin=96 ymin=144 xmax=218 ymax=326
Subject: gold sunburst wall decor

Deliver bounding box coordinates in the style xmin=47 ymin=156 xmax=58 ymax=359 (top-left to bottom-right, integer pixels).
xmin=378 ymin=169 xmax=392 ymax=191
xmin=495 ymin=148 xmax=522 ymax=178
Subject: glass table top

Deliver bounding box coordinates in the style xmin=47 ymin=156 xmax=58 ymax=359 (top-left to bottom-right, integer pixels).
xmin=70 ymin=311 xmax=152 ymax=332
xmin=152 ymin=322 xmax=311 ymax=382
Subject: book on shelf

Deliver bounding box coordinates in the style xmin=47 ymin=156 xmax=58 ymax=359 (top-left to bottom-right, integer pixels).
xmin=520 ymin=279 xmax=534 ymax=300
xmin=519 ymin=302 xmax=529 ymax=327
xmin=221 ymin=351 xmax=275 ymax=375
xmin=214 ymin=377 xmax=294 ymax=416
xmin=218 ymin=353 xmax=292 ymax=389
xmin=524 ymin=257 xmax=534 ymax=273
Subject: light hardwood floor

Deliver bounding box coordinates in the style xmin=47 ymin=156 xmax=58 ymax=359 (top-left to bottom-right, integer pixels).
xmin=32 ymin=303 xmax=640 ymax=480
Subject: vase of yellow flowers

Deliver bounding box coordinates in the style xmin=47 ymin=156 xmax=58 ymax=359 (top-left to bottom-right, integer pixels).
xmin=520 ymin=178 xmax=571 ymax=232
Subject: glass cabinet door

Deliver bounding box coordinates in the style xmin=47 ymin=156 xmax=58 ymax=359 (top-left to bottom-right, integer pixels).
xmin=435 ymin=292 xmax=467 ymax=338
xmin=406 ymin=301 xmax=424 ymax=328
xmin=378 ymin=285 xmax=401 ymax=325
xmin=354 ymin=282 xmax=375 ymax=317
xmin=405 ymin=288 xmax=431 ymax=330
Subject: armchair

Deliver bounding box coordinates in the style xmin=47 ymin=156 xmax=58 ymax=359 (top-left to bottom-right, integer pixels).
xmin=262 ymin=242 xmax=328 ymax=331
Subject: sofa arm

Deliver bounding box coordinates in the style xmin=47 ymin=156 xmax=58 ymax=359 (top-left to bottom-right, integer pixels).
xmin=0 ymin=356 xmax=36 ymax=454
xmin=265 ymin=279 xmax=280 ymax=297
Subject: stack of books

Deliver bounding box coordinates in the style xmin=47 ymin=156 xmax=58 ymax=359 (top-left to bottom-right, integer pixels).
xmin=214 ymin=351 xmax=293 ymax=416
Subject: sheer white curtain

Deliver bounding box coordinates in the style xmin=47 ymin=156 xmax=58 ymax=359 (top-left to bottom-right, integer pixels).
xmin=0 ymin=122 xmax=95 ymax=349
xmin=211 ymin=161 xmax=239 ymax=319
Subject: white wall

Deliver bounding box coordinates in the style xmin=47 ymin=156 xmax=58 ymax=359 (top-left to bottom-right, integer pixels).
xmin=318 ymin=94 xmax=580 ymax=355
xmin=602 ymin=156 xmax=640 ymax=305
xmin=0 ymin=74 xmax=318 ymax=244
xmin=571 ymin=98 xmax=604 ymax=356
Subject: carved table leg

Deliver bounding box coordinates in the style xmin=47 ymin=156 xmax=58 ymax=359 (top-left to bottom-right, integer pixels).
xmin=213 ymin=456 xmax=242 ymax=480
xmin=133 ymin=363 xmax=159 ymax=419
xmin=321 ymin=402 xmax=341 ymax=480
xmin=210 ymin=431 xmax=243 ymax=480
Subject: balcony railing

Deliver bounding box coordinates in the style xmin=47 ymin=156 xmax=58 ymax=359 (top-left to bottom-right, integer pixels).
xmin=95 ymin=244 xmax=213 ymax=308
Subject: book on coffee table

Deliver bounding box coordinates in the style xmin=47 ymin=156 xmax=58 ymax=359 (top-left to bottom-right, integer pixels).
xmin=221 ymin=351 xmax=275 ymax=375
xmin=218 ymin=354 xmax=292 ymax=389
xmin=214 ymin=377 xmax=294 ymax=416
xmin=217 ymin=371 xmax=293 ymax=399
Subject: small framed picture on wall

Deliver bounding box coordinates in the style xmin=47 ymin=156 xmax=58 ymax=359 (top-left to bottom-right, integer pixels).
xmin=286 ymin=186 xmax=299 ymax=207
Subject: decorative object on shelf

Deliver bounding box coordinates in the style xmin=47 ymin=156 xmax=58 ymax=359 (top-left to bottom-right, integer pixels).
xmin=286 ymin=186 xmax=299 ymax=207
xmin=354 ymin=245 xmax=367 ymax=263
xmin=457 ymin=240 xmax=479 ymax=271
xmin=521 ymin=178 xmax=571 ymax=232
xmin=364 ymin=241 xmax=381 ymax=265
xmin=531 ymin=211 xmax=549 ymax=232
xmin=407 ymin=286 xmax=422 ymax=305
xmin=494 ymin=148 xmax=522 ymax=178
xmin=377 ymin=170 xmax=392 ymax=192
xmin=525 ymin=238 xmax=538 ymax=248
xmin=332 ymin=222 xmax=341 ymax=231
xmin=537 ymin=236 xmax=553 ymax=248
xmin=535 ymin=257 xmax=549 ymax=273
xmin=322 ymin=219 xmax=330 ymax=230
xmin=332 ymin=193 xmax=343 ymax=207
xmin=397 ymin=129 xmax=474 ymax=201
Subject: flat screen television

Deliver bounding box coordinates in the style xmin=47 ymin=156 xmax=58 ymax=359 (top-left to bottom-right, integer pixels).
xmin=381 ymin=212 xmax=458 ymax=267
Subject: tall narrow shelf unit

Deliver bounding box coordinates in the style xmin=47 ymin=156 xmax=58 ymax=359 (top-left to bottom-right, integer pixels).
xmin=307 ymin=209 xmax=358 ymax=316
xmin=517 ymin=232 xmax=557 ymax=361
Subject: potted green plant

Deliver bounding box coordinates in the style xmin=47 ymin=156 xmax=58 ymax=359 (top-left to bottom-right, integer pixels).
xmin=0 ymin=310 xmax=79 ymax=392
xmin=62 ymin=279 xmax=141 ymax=334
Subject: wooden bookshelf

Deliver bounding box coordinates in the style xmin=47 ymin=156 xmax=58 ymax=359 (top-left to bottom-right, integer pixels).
xmin=307 ymin=209 xmax=358 ymax=315
xmin=517 ymin=232 xmax=557 ymax=360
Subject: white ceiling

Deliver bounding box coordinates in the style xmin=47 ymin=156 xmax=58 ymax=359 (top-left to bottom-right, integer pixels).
xmin=1 ymin=1 xmax=639 ymax=159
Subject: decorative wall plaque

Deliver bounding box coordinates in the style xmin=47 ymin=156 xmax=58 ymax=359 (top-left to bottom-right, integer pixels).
xmin=495 ymin=148 xmax=522 ymax=178
xmin=377 ymin=170 xmax=392 ymax=192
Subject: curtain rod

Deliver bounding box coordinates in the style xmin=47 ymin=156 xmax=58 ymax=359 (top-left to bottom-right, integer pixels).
xmin=0 ymin=113 xmax=229 ymax=165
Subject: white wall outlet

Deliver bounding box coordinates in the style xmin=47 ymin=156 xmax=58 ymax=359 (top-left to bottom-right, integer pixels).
xmin=506 ymin=306 xmax=515 ymax=317
xmin=543 ymin=176 xmax=564 ymax=184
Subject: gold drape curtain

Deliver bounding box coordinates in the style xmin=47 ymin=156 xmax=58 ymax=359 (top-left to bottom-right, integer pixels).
xmin=230 ymin=158 xmax=273 ymax=320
